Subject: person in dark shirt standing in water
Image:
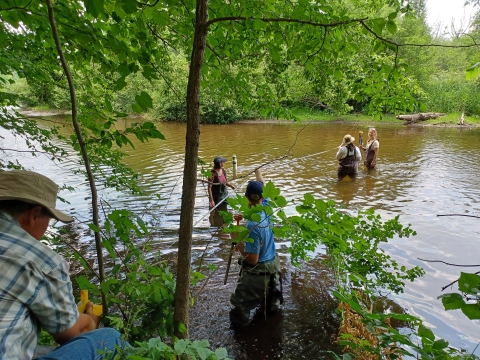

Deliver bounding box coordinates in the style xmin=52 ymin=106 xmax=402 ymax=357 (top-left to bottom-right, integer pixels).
xmin=208 ymin=156 xmax=236 ymax=210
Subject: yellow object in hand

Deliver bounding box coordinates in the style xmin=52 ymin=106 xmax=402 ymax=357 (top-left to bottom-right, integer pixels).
xmin=77 ymin=290 xmax=103 ymax=316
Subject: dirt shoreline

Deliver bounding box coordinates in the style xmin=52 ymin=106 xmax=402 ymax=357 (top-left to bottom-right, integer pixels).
xmin=19 ymin=108 xmax=478 ymax=128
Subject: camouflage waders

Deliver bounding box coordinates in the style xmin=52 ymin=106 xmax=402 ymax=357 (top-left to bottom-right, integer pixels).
xmin=229 ymin=255 xmax=283 ymax=328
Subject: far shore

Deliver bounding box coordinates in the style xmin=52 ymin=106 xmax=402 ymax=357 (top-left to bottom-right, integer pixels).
xmin=18 ymin=108 xmax=479 ymax=128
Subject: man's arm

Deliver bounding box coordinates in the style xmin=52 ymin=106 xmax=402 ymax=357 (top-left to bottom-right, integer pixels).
xmin=51 ymin=302 xmax=100 ymax=344
xmin=235 ymin=241 xmax=259 ymax=265
xmin=254 ymin=168 xmax=265 ymax=184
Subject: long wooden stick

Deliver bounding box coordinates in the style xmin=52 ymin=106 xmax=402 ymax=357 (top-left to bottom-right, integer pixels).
xmin=223 ymin=243 xmax=236 ymax=285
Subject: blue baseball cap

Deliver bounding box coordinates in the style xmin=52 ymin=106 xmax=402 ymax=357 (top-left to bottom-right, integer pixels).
xmin=245 ymin=181 xmax=263 ymax=199
xmin=213 ymin=156 xmax=227 ymax=165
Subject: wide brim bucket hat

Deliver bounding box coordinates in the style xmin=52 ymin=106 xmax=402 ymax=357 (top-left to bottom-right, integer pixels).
xmin=0 ymin=170 xmax=74 ymax=223
xmin=341 ymin=134 xmax=355 ymax=147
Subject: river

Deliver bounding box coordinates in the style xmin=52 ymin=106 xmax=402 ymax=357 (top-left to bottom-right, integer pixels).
xmin=2 ymin=118 xmax=480 ymax=359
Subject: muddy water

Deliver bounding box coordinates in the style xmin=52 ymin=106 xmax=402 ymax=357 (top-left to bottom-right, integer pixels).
xmin=2 ymin=119 xmax=480 ymax=358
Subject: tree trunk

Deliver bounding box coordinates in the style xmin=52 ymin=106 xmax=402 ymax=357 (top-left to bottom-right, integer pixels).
xmin=395 ymin=112 xmax=446 ymax=124
xmin=174 ymin=0 xmax=208 ymax=339
xmin=46 ymin=0 xmax=107 ymax=311
xmin=458 ymin=110 xmax=465 ymax=125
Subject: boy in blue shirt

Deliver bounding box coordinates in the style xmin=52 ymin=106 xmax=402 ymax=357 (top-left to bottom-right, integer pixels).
xmin=229 ymin=169 xmax=283 ymax=329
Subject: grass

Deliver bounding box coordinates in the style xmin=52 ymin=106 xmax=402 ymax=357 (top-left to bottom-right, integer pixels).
xmin=282 ymin=107 xmax=480 ymax=126
xmin=30 ymin=105 xmax=54 ymax=111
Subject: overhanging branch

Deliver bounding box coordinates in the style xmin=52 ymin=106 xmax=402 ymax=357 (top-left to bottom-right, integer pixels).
xmin=205 ymin=16 xmax=369 ymax=28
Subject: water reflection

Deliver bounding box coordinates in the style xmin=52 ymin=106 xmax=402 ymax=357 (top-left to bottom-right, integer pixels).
xmin=2 ymin=117 xmax=480 ymax=356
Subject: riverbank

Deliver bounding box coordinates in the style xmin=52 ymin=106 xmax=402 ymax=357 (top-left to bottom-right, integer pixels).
xmin=19 ymin=107 xmax=480 ymax=127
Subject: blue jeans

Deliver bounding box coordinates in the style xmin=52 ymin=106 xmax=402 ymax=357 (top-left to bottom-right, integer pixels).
xmin=38 ymin=328 xmax=129 ymax=360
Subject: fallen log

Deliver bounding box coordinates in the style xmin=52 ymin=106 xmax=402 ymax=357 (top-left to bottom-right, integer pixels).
xmin=396 ymin=112 xmax=446 ymax=124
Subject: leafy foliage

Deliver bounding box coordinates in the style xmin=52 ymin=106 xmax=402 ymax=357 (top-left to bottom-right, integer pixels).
xmin=222 ymin=181 xmax=479 ymax=358
xmin=73 ymin=209 xmax=177 ymax=342
xmin=130 ymin=338 xmax=230 ymax=360
xmin=439 ymin=272 xmax=480 ymax=320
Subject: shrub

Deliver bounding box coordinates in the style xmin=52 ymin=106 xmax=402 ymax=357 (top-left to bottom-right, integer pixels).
xmin=200 ymin=104 xmax=240 ymax=124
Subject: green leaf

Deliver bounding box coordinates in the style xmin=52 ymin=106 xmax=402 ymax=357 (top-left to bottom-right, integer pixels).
xmin=105 ymin=99 xmax=113 ymax=112
xmin=88 ymin=223 xmax=101 ymax=233
xmin=333 ymin=291 xmax=363 ymax=313
xmin=215 ymin=348 xmax=229 ymax=359
xmin=253 ymin=20 xmax=266 ymax=30
xmin=388 ymin=11 xmax=398 ymax=20
xmin=76 ymin=275 xmax=92 ymax=289
xmin=0 ymin=27 xmax=8 ymax=44
xmin=177 ymin=322 xmax=187 ymax=333
xmin=341 ymin=220 xmax=355 ymax=231
xmin=305 ymin=219 xmax=320 ymax=231
xmin=132 ymin=103 xmax=143 ymax=113
xmin=461 ymin=304 xmax=480 ymax=320
xmin=111 ymin=264 xmax=121 ymax=275
xmin=466 ymin=62 xmax=480 ymax=81
xmin=432 ymin=339 xmax=449 ymax=350
xmin=151 ymin=10 xmax=170 ymax=26
xmin=119 ymin=0 xmax=138 ymax=14
xmin=418 ymin=324 xmax=435 ymax=341
xmin=113 ymin=77 xmax=127 ymax=91
xmin=458 ymin=272 xmax=480 ymax=294
xmin=196 ymin=347 xmax=209 ymax=360
xmin=174 ymin=339 xmax=187 ymax=355
xmin=386 ymin=20 xmax=397 ymax=34
xmin=438 ymin=293 xmax=465 ymax=310
xmin=135 ymin=91 xmax=153 ymax=109
xmin=84 ymin=0 xmax=104 ymax=17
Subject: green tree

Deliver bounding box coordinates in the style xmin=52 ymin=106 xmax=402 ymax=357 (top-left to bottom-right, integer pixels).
xmin=3 ymin=0 xmax=480 ymax=345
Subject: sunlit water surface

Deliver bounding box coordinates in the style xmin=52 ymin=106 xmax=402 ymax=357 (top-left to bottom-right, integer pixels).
xmin=2 ymin=118 xmax=480 ymax=358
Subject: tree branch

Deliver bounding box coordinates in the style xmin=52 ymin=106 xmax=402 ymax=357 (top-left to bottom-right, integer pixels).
xmin=205 ymin=16 xmax=369 ymax=28
xmin=138 ymin=0 xmax=160 ymax=7
xmin=360 ymin=20 xmax=480 ymax=49
xmin=0 ymin=0 xmax=33 ymax=11
xmin=437 ymin=214 xmax=480 ymax=219
xmin=147 ymin=60 xmax=182 ymax=102
xmin=418 ymin=258 xmax=480 ymax=267
xmin=1 ymin=148 xmax=49 ymax=154
xmin=441 ymin=271 xmax=480 ymax=291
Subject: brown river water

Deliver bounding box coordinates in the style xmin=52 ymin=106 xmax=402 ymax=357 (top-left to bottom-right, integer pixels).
xmin=2 ymin=118 xmax=480 ymax=358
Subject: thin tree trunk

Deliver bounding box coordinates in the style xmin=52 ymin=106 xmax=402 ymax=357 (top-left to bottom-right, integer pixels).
xmin=46 ymin=0 xmax=106 ymax=311
xmin=458 ymin=109 xmax=465 ymax=125
xmin=174 ymin=0 xmax=209 ymax=339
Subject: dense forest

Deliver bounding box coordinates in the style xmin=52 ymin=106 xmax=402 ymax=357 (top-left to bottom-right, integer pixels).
xmin=3 ymin=0 xmax=480 ymax=123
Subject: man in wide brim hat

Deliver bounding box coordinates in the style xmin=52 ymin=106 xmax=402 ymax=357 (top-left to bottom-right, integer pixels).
xmin=0 ymin=170 xmax=74 ymax=223
xmin=0 ymin=170 xmax=126 ymax=359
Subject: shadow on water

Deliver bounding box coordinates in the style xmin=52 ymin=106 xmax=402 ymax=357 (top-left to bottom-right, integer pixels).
xmin=189 ymin=250 xmax=342 ymax=359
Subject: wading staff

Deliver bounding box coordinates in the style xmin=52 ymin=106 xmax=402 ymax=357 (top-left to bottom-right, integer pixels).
xmin=359 ymin=131 xmax=364 ymax=147
xmin=224 ymin=213 xmax=243 ymax=285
